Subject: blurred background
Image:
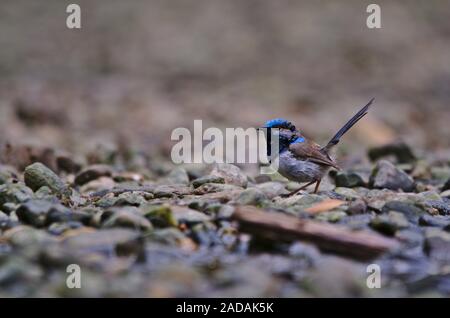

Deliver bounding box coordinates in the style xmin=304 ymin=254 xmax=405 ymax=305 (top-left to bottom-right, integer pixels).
xmin=1 ymin=0 xmax=450 ymax=167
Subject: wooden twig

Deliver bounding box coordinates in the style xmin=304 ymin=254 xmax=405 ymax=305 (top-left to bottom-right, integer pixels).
xmin=232 ymin=206 xmax=400 ymax=260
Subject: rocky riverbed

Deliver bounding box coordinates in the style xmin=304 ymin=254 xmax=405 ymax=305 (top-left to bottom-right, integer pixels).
xmin=1 ymin=142 xmax=450 ymax=297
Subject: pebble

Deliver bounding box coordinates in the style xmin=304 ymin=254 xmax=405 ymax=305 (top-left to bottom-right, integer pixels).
xmin=16 ymin=199 xmax=70 ymax=227
xmin=335 ymin=170 xmax=368 ymax=188
xmin=74 ymin=164 xmax=113 ymax=186
xmin=191 ymin=175 xmax=225 ymax=188
xmin=370 ymin=160 xmax=415 ymax=192
xmin=210 ymin=164 xmax=248 ymax=188
xmin=24 ymin=162 xmax=69 ymax=196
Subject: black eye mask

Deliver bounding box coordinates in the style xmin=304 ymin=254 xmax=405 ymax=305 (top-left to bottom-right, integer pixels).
xmin=266 ymin=129 xmax=295 ymax=160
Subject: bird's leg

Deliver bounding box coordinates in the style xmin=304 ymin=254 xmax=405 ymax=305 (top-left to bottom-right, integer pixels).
xmin=282 ymin=180 xmax=316 ymax=197
xmin=313 ymin=179 xmax=322 ymax=194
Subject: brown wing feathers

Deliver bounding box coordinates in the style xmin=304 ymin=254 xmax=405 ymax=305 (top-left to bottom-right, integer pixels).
xmin=289 ymin=140 xmax=340 ymax=170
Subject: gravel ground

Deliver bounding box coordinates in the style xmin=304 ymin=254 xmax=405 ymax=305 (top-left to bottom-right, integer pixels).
xmin=0 ymin=141 xmax=449 ymax=297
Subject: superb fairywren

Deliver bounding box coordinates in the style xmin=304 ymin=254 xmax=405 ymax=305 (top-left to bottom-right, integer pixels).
xmin=263 ymin=98 xmax=374 ymax=196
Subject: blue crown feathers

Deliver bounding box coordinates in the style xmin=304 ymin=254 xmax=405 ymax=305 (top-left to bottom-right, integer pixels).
xmin=264 ymin=118 xmax=291 ymax=128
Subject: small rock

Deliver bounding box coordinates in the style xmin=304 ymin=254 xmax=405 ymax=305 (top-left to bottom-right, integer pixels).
xmin=1 ymin=203 xmax=18 ymax=215
xmin=288 ymin=242 xmax=321 ymax=265
xmin=382 ymin=201 xmax=425 ymax=223
xmin=34 ymin=186 xmax=56 ymax=200
xmin=440 ymin=189 xmax=450 ymax=198
xmin=166 ymin=167 xmax=190 ymax=185
xmin=369 ymin=160 xmax=415 ymax=192
xmin=182 ymin=163 xmax=210 ymax=180
xmin=210 ymin=164 xmax=248 ymax=188
xmin=202 ymin=203 xmax=222 ymax=215
xmin=0 ymin=211 xmax=11 ymax=228
xmin=153 ymin=184 xmax=192 ymax=198
xmin=278 ymin=194 xmax=325 ymax=209
xmin=306 ymin=257 xmax=368 ymax=297
xmin=171 ymin=206 xmax=212 ymax=224
xmin=112 ymin=172 xmax=144 ymax=183
xmin=335 ymin=171 xmax=368 ymax=188
xmin=48 ymin=209 xmax=91 ymax=226
xmin=3 ymin=226 xmax=56 ymax=249
xmin=16 ymin=199 xmax=71 ymax=227
xmin=368 ymin=141 xmax=416 ymax=163
xmin=394 ymin=229 xmax=424 ymax=248
xmin=48 ymin=221 xmax=83 ymax=235
xmin=101 ymin=206 xmax=152 ymax=231
xmin=346 ymin=199 xmax=367 ymax=214
xmin=194 ymin=183 xmax=242 ymax=195
xmin=235 ymin=188 xmax=267 ymax=205
xmin=81 ymin=176 xmax=116 ymax=194
xmin=56 ymin=153 xmax=82 ymax=173
xmin=424 ymin=228 xmax=450 ymax=263
xmin=191 ymin=175 xmax=225 ymax=188
xmin=143 ymin=205 xmax=178 ymax=227
xmin=334 ymin=187 xmax=361 ymax=200
xmin=0 ymin=182 xmax=33 ymax=211
xmin=344 ymin=214 xmax=373 ymax=230
xmin=24 ymin=162 xmax=69 ymax=195
xmin=425 ymin=200 xmax=450 ymax=215
xmin=188 ymin=200 xmax=216 ymax=212
xmin=62 ymin=228 xmax=144 ymax=259
xmin=217 ymin=205 xmax=235 ymax=220
xmin=419 ymin=214 xmax=450 ymax=228
xmin=95 ymin=193 xmax=119 ymax=208
xmin=254 ymin=175 xmax=272 ymax=184
xmin=74 ymin=164 xmax=113 ymax=186
xmin=149 ymin=228 xmax=195 ymax=249
xmin=114 ymin=192 xmax=147 ymax=207
xmin=0 ymin=211 xmax=9 ymax=220
xmin=370 ymin=211 xmax=409 ymax=236
xmin=255 ymin=182 xmax=288 ymax=199
xmin=418 ymin=191 xmax=442 ymax=201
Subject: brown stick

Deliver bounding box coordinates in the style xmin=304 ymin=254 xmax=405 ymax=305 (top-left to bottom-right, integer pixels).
xmin=232 ymin=206 xmax=400 ymax=260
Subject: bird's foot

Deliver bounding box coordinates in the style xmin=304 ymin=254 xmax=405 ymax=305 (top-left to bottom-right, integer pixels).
xmin=280 ymin=191 xmax=303 ymax=198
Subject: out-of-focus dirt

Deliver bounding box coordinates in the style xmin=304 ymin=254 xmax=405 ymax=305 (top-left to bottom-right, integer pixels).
xmin=0 ymin=0 xmax=449 ymax=159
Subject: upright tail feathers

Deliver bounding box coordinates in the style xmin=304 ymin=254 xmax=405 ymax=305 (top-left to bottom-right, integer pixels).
xmin=323 ymin=98 xmax=374 ymax=151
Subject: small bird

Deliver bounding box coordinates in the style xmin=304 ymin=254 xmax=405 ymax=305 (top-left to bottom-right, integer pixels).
xmin=262 ymin=98 xmax=374 ymax=196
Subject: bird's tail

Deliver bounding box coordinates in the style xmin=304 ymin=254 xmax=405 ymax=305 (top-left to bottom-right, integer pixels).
xmin=322 ymin=98 xmax=374 ymax=152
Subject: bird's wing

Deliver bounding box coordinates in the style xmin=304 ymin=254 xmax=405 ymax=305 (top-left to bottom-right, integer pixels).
xmin=289 ymin=140 xmax=340 ymax=169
